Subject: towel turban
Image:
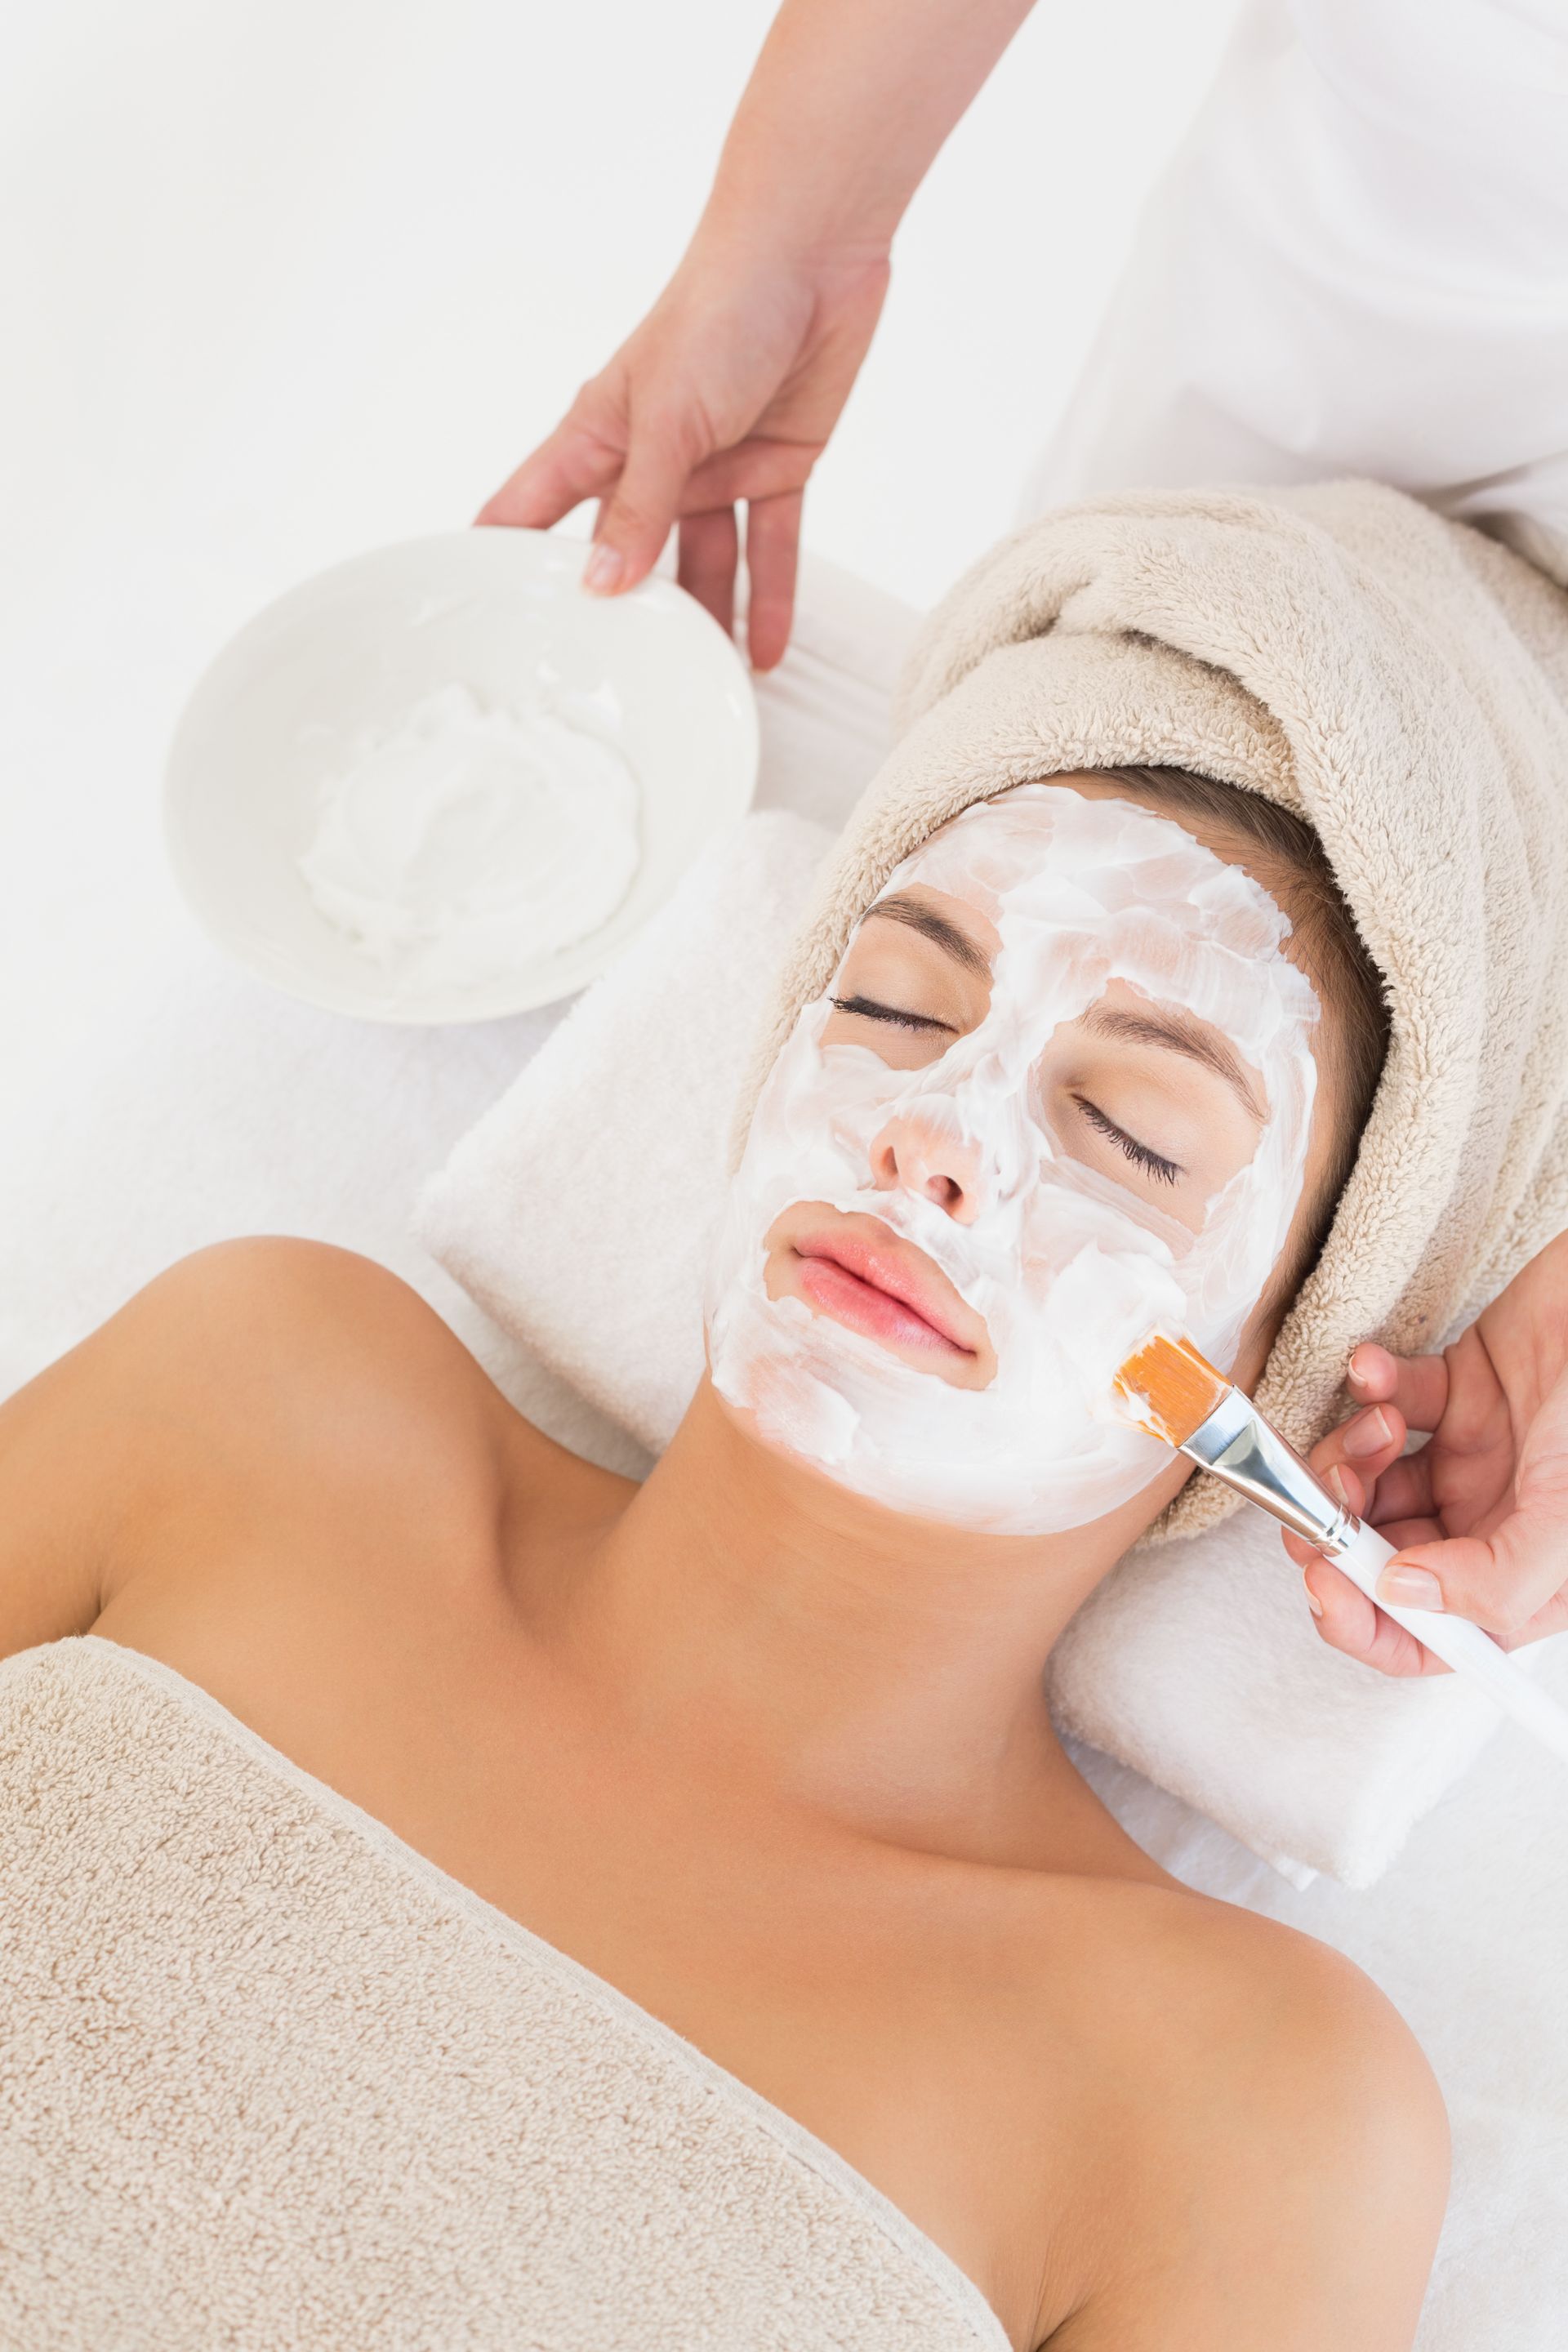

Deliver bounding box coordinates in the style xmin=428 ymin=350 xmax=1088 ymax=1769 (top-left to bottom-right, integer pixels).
xmin=733 ymin=482 xmax=1568 ymax=1539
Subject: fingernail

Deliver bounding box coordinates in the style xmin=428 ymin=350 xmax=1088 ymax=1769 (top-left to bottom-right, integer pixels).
xmin=1377 ymin=1564 xmax=1444 ymax=1610
xmin=581 ymin=543 xmax=625 ymax=595
xmin=1348 ymin=1348 xmax=1372 ymax=1386
xmin=1304 ymin=1585 xmax=1325 ymax=1619
xmin=1342 ymin=1407 xmax=1392 ymax=1460
xmin=1326 ymin=1463 xmax=1353 ymax=1508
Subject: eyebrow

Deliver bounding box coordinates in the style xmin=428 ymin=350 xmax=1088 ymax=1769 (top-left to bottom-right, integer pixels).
xmin=1079 ymin=1002 xmax=1266 ymax=1122
xmin=862 ymin=892 xmax=992 ymax=979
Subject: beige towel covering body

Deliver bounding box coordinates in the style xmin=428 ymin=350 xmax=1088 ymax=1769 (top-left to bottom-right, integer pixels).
xmin=0 ymin=1638 xmax=1009 ymax=2352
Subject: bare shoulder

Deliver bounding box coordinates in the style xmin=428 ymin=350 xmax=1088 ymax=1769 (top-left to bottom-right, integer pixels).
xmin=0 ymin=1238 xmax=612 ymax=1650
xmin=1014 ymin=1876 xmax=1449 ymax=2350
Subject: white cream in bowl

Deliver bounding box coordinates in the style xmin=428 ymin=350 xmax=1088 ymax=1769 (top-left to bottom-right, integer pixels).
xmin=296 ymin=683 xmax=641 ymax=994
xmin=163 ymin=528 xmax=758 ymax=1024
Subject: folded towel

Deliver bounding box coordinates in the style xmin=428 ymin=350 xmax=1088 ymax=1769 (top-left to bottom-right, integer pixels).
xmin=416 ymin=808 xmax=1503 ymax=1888
xmin=421 ymin=811 xmax=837 ymax=1457
xmin=0 ymin=1637 xmax=1008 ymax=2352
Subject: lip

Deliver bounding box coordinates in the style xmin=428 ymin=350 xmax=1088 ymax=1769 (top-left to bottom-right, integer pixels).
xmin=768 ymin=1209 xmax=996 ymax=1383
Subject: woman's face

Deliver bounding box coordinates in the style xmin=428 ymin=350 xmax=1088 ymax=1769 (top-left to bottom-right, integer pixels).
xmin=704 ymin=780 xmax=1330 ymax=1535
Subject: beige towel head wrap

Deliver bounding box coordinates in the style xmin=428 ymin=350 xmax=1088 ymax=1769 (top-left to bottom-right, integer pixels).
xmin=734 ymin=483 xmax=1568 ymax=1539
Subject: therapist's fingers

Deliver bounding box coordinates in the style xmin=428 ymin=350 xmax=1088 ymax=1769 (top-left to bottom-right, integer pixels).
xmin=479 ymin=370 xmax=704 ymax=595
xmin=677 ymin=507 xmax=740 ymax=640
xmin=1309 ymin=1400 xmax=1407 ymax=1492
xmin=681 ymin=436 xmax=819 ymax=515
xmin=1294 ymin=1546 xmax=1454 ymax=1683
xmin=1321 ymin=1534 xmax=1458 ymax=1674
xmin=743 ymin=490 xmax=803 ymax=673
xmin=1302 ymin=1552 xmax=1449 ymax=1677
xmin=1378 ymin=1512 xmax=1568 ymax=1648
xmin=1284 ymin=1467 xmax=1450 ymax=1675
xmin=1349 ymin=1449 xmax=1436 ymax=1530
xmin=1290 ymin=1438 xmax=1434 ymax=1536
xmin=475 ymin=408 xmax=623 ymax=532
xmin=1347 ymin=1342 xmax=1451 ymax=1434
xmin=589 ymin=416 xmax=706 ymax=595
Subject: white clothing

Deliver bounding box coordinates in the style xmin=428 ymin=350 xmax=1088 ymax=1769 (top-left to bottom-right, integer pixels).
xmin=1024 ymin=0 xmax=1568 ymax=586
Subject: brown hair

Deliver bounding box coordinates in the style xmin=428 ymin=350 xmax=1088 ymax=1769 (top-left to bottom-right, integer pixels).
xmin=1089 ymin=765 xmax=1390 ymax=1283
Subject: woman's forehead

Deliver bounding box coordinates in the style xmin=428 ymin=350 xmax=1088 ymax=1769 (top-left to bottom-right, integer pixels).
xmin=880 ymin=778 xmax=1290 ymax=959
xmin=852 ymin=778 xmax=1327 ymax=1117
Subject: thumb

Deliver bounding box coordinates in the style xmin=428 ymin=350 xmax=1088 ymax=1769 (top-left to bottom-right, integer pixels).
xmin=583 ymin=411 xmax=702 ymax=596
xmin=1377 ymin=1508 xmax=1568 ymax=1644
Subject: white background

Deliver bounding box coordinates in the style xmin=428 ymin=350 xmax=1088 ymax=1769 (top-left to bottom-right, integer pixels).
xmin=0 ymin=0 xmax=1240 ymax=1323
xmin=6 ymin=0 xmax=1242 ymax=624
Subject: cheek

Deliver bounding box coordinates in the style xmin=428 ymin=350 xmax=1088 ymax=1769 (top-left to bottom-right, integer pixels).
xmin=1016 ymin=1169 xmax=1192 ymax=1277
xmin=733 ymin=1018 xmax=908 ymax=1220
xmin=1002 ymin=1174 xmax=1193 ymax=1380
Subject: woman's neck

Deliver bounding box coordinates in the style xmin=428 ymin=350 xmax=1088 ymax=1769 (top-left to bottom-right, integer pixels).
xmin=519 ymin=1378 xmax=1186 ymax=1874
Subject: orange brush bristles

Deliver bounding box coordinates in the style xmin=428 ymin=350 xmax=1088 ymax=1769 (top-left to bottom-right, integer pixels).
xmin=1114 ymin=1332 xmax=1232 ymax=1447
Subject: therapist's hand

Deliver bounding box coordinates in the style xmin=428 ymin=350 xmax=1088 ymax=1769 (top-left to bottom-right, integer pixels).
xmin=478 ymin=1 xmax=1038 ymax=668
xmin=476 ymin=233 xmax=888 ymax=671
xmin=1284 ymin=1231 xmax=1568 ymax=1674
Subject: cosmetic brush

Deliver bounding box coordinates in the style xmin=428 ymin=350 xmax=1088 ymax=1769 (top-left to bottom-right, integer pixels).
xmin=1116 ymin=1330 xmax=1568 ymax=1765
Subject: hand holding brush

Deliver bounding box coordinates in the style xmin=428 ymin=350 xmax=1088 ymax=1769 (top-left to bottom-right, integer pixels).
xmin=1280 ymin=1234 xmax=1568 ymax=1681
xmin=1117 ymin=1325 xmax=1568 ymax=1766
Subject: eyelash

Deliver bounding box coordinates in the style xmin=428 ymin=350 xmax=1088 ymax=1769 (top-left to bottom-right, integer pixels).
xmin=830 ymin=999 xmax=1183 ymax=1186
xmin=1074 ymin=1096 xmax=1182 ymax=1186
xmin=829 ymin=993 xmax=955 ymax=1036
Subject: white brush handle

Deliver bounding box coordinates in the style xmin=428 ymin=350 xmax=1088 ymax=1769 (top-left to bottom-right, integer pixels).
xmin=1330 ymin=1518 xmax=1568 ymax=1763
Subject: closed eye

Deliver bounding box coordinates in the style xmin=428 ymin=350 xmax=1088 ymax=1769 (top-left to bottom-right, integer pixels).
xmin=830 ymin=994 xmax=958 ymax=1036
xmin=1074 ymin=1095 xmax=1183 ymax=1185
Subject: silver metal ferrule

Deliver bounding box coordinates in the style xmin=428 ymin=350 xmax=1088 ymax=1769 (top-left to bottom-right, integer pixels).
xmin=1180 ymin=1387 xmax=1360 ymax=1552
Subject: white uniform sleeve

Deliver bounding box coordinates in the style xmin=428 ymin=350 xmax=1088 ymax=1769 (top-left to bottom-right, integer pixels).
xmin=1024 ymin=0 xmax=1568 ymax=585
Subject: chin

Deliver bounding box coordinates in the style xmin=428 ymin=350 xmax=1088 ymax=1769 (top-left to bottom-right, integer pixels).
xmin=705 ymin=1334 xmax=1165 ymax=1542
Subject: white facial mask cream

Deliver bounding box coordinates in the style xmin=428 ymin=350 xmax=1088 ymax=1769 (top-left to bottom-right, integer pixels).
xmin=297 ymin=682 xmax=640 ymax=994
xmin=705 ymin=784 xmax=1321 ymax=1535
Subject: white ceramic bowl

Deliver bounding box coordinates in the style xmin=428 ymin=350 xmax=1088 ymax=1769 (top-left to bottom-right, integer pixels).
xmin=164 ymin=530 xmax=760 ymax=1022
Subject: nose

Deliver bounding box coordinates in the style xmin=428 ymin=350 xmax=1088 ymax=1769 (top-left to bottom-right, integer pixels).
xmin=870 ymin=1102 xmax=987 ymax=1224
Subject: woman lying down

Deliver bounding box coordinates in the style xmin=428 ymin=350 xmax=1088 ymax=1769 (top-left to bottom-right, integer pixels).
xmin=5 ymin=482 xmax=1567 ymax=2351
